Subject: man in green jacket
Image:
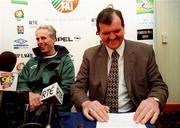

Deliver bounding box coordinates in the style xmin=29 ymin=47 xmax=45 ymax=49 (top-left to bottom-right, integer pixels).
xmin=17 ymin=25 xmax=75 ymax=124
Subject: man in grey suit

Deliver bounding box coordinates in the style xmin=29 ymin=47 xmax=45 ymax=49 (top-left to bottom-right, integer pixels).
xmin=71 ymin=7 xmax=168 ymax=126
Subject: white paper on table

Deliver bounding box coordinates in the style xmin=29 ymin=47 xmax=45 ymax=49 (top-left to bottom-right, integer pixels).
xmin=97 ymin=112 xmax=146 ymax=128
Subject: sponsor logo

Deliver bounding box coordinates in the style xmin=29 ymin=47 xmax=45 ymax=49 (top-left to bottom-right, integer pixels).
xmin=17 ymin=25 xmax=24 ymax=34
xmin=51 ymin=0 xmax=79 ymax=13
xmin=0 ymin=71 xmax=18 ymax=91
xmin=16 ymin=53 xmax=33 ymax=58
xmin=16 ymin=62 xmax=25 ymax=72
xmin=11 ymin=0 xmax=28 ymax=5
xmin=57 ymin=35 xmax=81 ymax=42
xmin=14 ymin=9 xmax=24 ymax=21
xmin=14 ymin=38 xmax=28 ymax=49
xmin=57 ymin=37 xmax=73 ymax=42
xmin=136 ymin=0 xmax=154 ymax=14
xmin=29 ymin=20 xmax=38 ymax=28
xmin=0 ymin=72 xmax=14 ymax=89
xmin=14 ymin=38 xmax=27 ymax=44
xmin=74 ymin=35 xmax=81 ymax=41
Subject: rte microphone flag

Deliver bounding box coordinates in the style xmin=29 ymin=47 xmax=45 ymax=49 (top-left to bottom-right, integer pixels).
xmin=41 ymin=82 xmax=64 ymax=105
xmin=0 ymin=71 xmax=18 ymax=91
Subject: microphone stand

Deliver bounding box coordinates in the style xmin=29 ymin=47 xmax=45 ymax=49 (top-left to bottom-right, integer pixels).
xmin=46 ymin=103 xmax=53 ymax=128
xmin=18 ymin=104 xmax=44 ymax=128
xmin=46 ymin=103 xmax=64 ymax=128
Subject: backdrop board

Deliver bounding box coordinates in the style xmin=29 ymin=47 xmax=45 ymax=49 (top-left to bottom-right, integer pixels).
xmin=0 ymin=0 xmax=155 ymax=75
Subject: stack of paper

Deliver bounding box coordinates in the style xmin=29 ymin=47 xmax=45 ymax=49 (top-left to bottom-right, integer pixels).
xmin=97 ymin=112 xmax=146 ymax=128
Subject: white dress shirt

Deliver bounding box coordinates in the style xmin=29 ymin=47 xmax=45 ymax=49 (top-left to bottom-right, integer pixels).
xmin=106 ymin=40 xmax=134 ymax=112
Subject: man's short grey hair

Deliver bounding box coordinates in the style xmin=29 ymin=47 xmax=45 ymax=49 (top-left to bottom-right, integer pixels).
xmin=36 ymin=25 xmax=57 ymax=40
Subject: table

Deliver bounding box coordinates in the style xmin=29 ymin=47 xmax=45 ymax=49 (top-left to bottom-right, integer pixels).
xmin=59 ymin=112 xmax=156 ymax=128
xmin=0 ymin=91 xmax=156 ymax=128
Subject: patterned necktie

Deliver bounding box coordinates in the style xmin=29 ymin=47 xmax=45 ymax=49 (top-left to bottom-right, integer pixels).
xmin=105 ymin=51 xmax=119 ymax=112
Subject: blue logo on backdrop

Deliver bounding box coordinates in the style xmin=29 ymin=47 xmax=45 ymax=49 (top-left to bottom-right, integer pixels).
xmin=14 ymin=38 xmax=29 ymax=49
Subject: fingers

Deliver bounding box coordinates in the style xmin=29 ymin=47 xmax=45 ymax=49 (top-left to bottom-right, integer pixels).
xmin=83 ymin=108 xmax=95 ymax=121
xmin=30 ymin=99 xmax=41 ymax=111
xmin=138 ymin=109 xmax=155 ymax=124
xmin=82 ymin=100 xmax=109 ymax=122
xmin=104 ymin=105 xmax=110 ymax=113
xmin=134 ymin=107 xmax=146 ymax=123
xmin=89 ymin=105 xmax=109 ymax=122
xmin=29 ymin=92 xmax=42 ymax=111
xmin=150 ymin=111 xmax=159 ymax=124
xmin=88 ymin=108 xmax=106 ymax=122
xmin=134 ymin=97 xmax=160 ymax=124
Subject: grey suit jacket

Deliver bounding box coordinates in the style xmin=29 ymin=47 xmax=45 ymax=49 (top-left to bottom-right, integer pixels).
xmin=71 ymin=40 xmax=168 ymax=111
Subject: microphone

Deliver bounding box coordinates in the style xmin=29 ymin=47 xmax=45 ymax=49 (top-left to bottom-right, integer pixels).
xmin=0 ymin=52 xmax=29 ymax=128
xmin=0 ymin=51 xmax=18 ymax=90
xmin=0 ymin=51 xmax=17 ymax=119
xmin=41 ymin=75 xmax=63 ymax=104
xmin=40 ymin=76 xmax=64 ymax=128
xmin=40 ymin=82 xmax=64 ymax=105
xmin=0 ymin=51 xmax=17 ymax=72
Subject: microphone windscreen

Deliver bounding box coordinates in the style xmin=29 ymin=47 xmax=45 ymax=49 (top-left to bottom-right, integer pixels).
xmin=0 ymin=51 xmax=17 ymax=72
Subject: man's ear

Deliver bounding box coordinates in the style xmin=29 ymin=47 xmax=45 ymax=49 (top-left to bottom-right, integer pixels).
xmin=54 ymin=37 xmax=57 ymax=42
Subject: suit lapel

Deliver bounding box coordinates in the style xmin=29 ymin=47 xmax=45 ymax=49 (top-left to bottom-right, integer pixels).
xmin=96 ymin=45 xmax=108 ymax=96
xmin=95 ymin=42 xmax=136 ymax=98
xmin=124 ymin=40 xmax=135 ymax=97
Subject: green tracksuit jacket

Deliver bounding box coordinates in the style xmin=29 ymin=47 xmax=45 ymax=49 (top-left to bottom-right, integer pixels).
xmin=17 ymin=45 xmax=75 ymax=111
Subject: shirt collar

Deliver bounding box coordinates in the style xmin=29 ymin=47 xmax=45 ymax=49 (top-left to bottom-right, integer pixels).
xmin=43 ymin=51 xmax=58 ymax=58
xmin=106 ymin=40 xmax=125 ymax=58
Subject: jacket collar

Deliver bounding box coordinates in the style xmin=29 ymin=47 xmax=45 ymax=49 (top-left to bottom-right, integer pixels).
xmin=32 ymin=45 xmax=69 ymax=59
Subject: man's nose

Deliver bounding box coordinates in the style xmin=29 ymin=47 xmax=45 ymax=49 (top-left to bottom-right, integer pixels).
xmin=37 ymin=38 xmax=43 ymax=44
xmin=109 ymin=32 xmax=116 ymax=39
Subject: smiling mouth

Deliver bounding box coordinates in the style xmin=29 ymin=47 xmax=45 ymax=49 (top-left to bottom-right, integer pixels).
xmin=38 ymin=47 xmax=46 ymax=52
xmin=107 ymin=40 xmax=118 ymax=45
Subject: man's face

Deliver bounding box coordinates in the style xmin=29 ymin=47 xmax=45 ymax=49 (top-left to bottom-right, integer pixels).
xmin=35 ymin=29 xmax=56 ymax=56
xmin=98 ymin=14 xmax=125 ymax=50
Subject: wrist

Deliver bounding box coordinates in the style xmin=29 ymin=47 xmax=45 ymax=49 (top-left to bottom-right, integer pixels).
xmin=152 ymin=97 xmax=160 ymax=103
xmin=82 ymin=100 xmax=91 ymax=108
